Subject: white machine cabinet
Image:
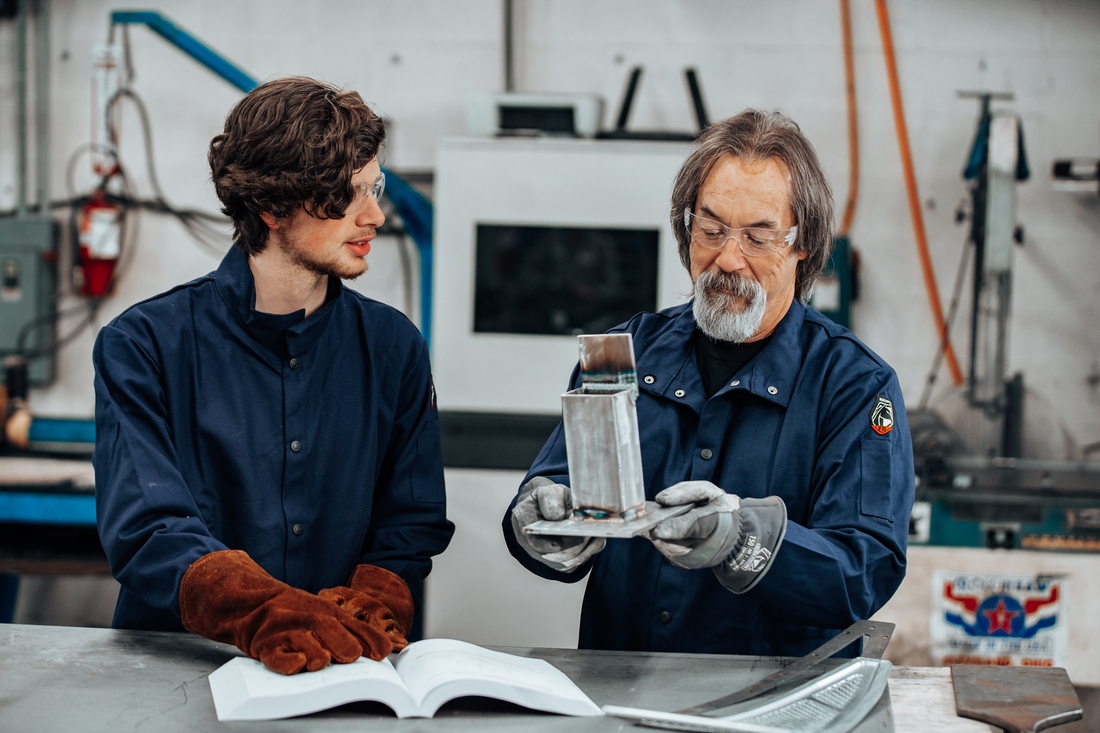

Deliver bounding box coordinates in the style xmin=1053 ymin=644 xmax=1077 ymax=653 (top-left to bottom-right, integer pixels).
xmin=432 ymin=137 xmax=693 ymax=415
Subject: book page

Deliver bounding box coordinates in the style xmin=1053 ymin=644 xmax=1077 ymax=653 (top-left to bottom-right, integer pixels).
xmin=209 ymin=655 xmax=419 ymax=721
xmin=394 ymin=639 xmax=603 ymax=718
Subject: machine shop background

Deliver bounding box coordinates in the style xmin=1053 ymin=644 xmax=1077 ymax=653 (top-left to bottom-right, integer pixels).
xmin=2 ymin=0 xmax=1100 ymax=686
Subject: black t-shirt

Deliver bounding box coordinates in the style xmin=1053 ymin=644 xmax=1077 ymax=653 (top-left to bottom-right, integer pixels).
xmin=694 ymin=329 xmax=772 ymax=399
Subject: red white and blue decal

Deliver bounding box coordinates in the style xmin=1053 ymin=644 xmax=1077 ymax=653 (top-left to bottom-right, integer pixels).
xmin=943 ymin=582 xmax=1059 ymax=638
xmin=932 ymin=571 xmax=1068 ymax=668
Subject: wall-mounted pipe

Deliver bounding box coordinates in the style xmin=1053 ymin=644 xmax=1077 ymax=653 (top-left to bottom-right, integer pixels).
xmin=15 ymin=0 xmax=28 ymax=217
xmin=35 ymin=0 xmax=49 ymax=219
xmin=503 ymin=0 xmax=515 ymax=92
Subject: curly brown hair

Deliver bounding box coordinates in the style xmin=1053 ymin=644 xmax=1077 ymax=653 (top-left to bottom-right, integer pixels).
xmin=670 ymin=109 xmax=834 ymax=304
xmin=209 ymin=76 xmax=386 ymax=256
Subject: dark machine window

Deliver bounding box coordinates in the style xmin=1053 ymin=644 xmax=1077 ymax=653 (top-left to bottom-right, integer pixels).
xmin=474 ymin=224 xmax=659 ymax=336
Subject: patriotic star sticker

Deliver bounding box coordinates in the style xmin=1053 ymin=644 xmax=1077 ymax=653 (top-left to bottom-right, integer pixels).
xmin=982 ymin=598 xmax=1020 ymax=635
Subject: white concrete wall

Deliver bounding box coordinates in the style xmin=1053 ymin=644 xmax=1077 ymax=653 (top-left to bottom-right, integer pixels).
xmin=4 ymin=0 xmax=1100 ymax=678
xmin=0 ymin=0 xmax=1095 ymax=444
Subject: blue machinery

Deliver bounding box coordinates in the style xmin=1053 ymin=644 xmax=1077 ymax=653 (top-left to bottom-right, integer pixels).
xmin=109 ymin=10 xmax=436 ymax=348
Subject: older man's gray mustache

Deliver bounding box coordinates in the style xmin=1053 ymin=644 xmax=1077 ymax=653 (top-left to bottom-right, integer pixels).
xmin=692 ymin=269 xmax=768 ymax=343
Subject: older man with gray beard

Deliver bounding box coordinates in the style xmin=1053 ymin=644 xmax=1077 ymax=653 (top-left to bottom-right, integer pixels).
xmin=504 ymin=109 xmax=914 ymax=657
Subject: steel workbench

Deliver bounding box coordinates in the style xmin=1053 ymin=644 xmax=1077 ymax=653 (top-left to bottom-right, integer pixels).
xmin=0 ymin=623 xmax=997 ymax=732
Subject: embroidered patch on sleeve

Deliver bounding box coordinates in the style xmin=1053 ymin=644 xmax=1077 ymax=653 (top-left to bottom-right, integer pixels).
xmin=870 ymin=395 xmax=894 ymax=435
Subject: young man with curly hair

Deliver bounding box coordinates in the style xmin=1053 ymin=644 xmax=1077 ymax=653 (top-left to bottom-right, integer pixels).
xmin=93 ymin=77 xmax=453 ymax=675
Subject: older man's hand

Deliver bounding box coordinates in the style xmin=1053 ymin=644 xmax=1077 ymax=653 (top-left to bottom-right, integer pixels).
xmin=511 ymin=477 xmax=605 ymax=572
xmin=647 ymin=481 xmax=787 ymax=594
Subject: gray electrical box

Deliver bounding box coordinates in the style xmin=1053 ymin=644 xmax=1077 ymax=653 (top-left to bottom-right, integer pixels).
xmin=0 ymin=218 xmax=57 ymax=385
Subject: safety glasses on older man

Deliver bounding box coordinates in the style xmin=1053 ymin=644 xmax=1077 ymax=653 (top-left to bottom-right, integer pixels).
xmin=683 ymin=209 xmax=797 ymax=258
xmin=351 ymin=171 xmax=386 ymax=208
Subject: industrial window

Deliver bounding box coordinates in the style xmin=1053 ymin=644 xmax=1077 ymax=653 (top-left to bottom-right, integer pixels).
xmin=474 ymin=224 xmax=659 ymax=337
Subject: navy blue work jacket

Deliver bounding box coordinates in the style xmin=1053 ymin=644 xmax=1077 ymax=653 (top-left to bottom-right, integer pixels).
xmin=503 ymin=301 xmax=914 ymax=657
xmin=94 ymin=247 xmax=453 ymax=631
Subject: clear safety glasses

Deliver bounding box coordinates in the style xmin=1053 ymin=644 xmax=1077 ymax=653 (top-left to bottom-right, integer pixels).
xmin=351 ymin=171 xmax=386 ymax=207
xmin=683 ymin=209 xmax=797 ymax=258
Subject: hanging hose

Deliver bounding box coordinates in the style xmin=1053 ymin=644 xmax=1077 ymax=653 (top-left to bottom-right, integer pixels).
xmin=874 ymin=0 xmax=964 ymax=386
xmin=837 ymin=0 xmax=858 ymax=238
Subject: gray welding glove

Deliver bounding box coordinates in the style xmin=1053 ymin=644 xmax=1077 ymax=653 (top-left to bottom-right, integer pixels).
xmin=647 ymin=480 xmax=787 ymax=594
xmin=511 ymin=476 xmax=605 ymax=573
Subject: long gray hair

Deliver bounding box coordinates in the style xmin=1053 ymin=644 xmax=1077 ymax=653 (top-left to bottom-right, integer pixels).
xmin=670 ymin=109 xmax=834 ymax=303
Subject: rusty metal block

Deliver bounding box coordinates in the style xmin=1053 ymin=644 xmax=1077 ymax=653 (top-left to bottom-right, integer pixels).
xmin=952 ymin=665 xmax=1082 ymax=733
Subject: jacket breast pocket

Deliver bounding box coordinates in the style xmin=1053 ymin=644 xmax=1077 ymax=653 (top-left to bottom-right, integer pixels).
xmin=860 ymin=439 xmax=894 ymax=521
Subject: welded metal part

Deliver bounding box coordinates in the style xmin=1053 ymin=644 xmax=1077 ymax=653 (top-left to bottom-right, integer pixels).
xmin=524 ymin=332 xmax=682 ymax=538
xmin=677 ymin=620 xmax=896 ymax=715
xmin=578 ymin=333 xmax=639 ymax=398
xmin=604 ymin=657 xmax=893 ymax=733
xmin=523 ymin=501 xmax=690 ymax=538
xmin=952 ymin=665 xmax=1082 ymax=733
xmin=562 ymin=385 xmax=645 ymax=520
xmin=561 ymin=333 xmax=648 ymax=529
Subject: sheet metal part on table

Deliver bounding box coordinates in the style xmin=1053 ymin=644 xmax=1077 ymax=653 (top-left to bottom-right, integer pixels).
xmin=604 ymin=657 xmax=893 ymax=733
xmin=601 ymin=620 xmax=898 ymax=733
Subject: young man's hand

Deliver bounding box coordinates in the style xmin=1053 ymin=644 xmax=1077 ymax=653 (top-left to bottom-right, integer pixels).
xmin=179 ymin=550 xmax=393 ymax=674
xmin=318 ymin=565 xmax=414 ymax=651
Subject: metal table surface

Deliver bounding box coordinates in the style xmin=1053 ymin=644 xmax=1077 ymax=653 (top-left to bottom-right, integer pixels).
xmin=0 ymin=623 xmax=994 ymax=732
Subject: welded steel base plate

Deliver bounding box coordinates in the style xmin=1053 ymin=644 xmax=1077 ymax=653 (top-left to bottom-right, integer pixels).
xmin=523 ymin=501 xmax=691 ymax=538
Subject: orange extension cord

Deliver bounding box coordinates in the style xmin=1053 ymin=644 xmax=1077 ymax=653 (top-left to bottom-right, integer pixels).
xmin=874 ymin=0 xmax=964 ymax=385
xmin=838 ymin=0 xmax=858 ymax=238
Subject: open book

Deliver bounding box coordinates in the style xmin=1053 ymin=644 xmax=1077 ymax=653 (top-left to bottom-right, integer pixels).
xmin=208 ymin=638 xmax=604 ymax=721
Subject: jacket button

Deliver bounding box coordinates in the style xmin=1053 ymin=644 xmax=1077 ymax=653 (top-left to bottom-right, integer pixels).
xmin=289 ymin=358 xmax=300 ymax=370
xmin=292 ymin=523 xmax=304 ymax=536
xmin=768 ymin=386 xmax=778 ymax=395
xmin=674 ymin=389 xmax=686 ymax=398
xmin=643 ymin=375 xmax=655 ymax=385
xmin=291 ymin=440 xmax=302 ymax=452
xmin=659 ymin=611 xmax=672 ymax=624
xmin=700 ymin=448 xmax=712 ymax=460
xmin=730 ymin=379 xmax=740 ymax=387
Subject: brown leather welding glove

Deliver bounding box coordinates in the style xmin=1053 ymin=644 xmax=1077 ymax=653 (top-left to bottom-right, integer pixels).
xmin=318 ymin=565 xmax=415 ymax=651
xmin=179 ymin=550 xmax=394 ymax=675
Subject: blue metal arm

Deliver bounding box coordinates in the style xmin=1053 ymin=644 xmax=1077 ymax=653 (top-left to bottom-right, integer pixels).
xmin=109 ymin=10 xmax=435 ymax=347
xmin=381 ymin=171 xmax=434 ymax=347
xmin=110 ymin=11 xmax=258 ymax=93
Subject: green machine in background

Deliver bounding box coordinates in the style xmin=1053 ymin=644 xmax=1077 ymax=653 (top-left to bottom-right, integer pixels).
xmin=809 ymin=235 xmax=856 ymax=330
xmin=0 ymin=219 xmax=57 ymax=386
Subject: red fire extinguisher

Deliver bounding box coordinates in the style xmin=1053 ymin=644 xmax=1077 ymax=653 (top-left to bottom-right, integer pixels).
xmin=78 ymin=189 xmax=121 ymax=298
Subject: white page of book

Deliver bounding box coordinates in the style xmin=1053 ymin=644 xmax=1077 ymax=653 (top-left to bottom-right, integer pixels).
xmin=210 ymin=655 xmax=419 ymax=721
xmin=394 ymin=639 xmax=603 ymax=718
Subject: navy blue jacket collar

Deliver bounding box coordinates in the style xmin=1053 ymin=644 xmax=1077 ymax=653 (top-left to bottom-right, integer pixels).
xmin=637 ymin=299 xmax=807 ymax=414
xmin=214 ymin=246 xmax=342 ymax=357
